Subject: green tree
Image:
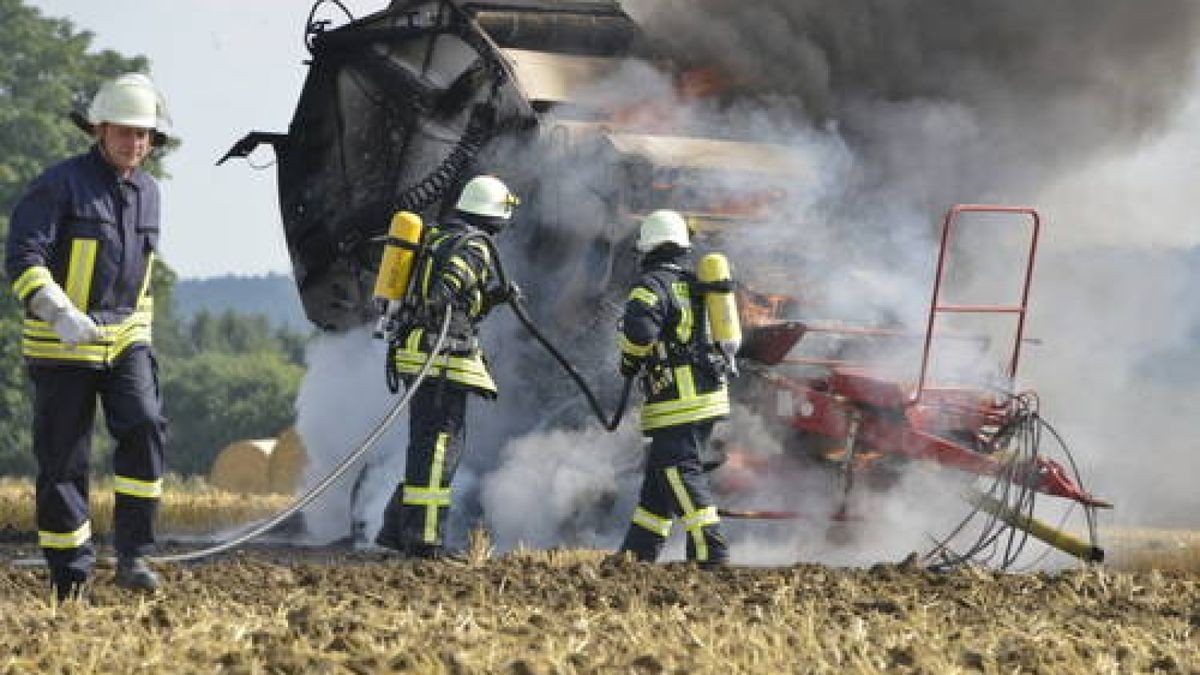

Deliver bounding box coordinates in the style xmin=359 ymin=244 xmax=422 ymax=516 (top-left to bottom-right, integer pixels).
xmin=159 ymin=352 xmax=303 ymax=476
xmin=0 ymin=0 xmax=159 ymax=475
xmin=0 ymin=1 xmax=311 ymax=479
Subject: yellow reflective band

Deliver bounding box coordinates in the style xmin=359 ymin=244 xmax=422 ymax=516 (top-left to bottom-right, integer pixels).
xmin=666 ymin=468 xmax=708 ymax=561
xmin=22 ymin=310 xmax=154 ymax=366
xmin=641 ymin=389 xmax=731 ymax=431
xmin=469 ymin=287 xmax=482 ymax=317
xmin=65 ymin=238 xmax=99 ymax=311
xmin=675 ymin=365 xmax=696 ymax=399
xmin=469 ymin=240 xmax=492 ymax=268
xmin=632 ymin=506 xmax=672 ymax=537
xmin=12 ymin=266 xmax=54 ymax=302
xmin=39 ymin=521 xmax=92 ymax=550
xmin=673 ymin=281 xmax=693 ymax=343
xmin=680 ymin=505 xmax=720 ymax=532
xmin=447 ymin=255 xmax=477 ymax=287
xmin=393 ymin=350 xmax=497 ymax=392
xmin=629 ymin=287 xmax=657 ymax=307
xmin=619 ymin=334 xmax=653 ymax=358
xmin=426 ymin=433 xmax=450 ymax=543
xmin=405 ymin=328 xmax=424 ymax=351
xmin=114 ymin=474 xmax=163 ymax=499
xmin=402 ymin=487 xmax=452 ymax=506
xmin=135 ymin=252 xmax=155 ymax=307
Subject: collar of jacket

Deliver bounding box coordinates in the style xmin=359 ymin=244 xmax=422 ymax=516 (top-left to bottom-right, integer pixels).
xmin=437 ymin=215 xmax=475 ymax=233
xmin=640 ymin=248 xmax=689 ymax=272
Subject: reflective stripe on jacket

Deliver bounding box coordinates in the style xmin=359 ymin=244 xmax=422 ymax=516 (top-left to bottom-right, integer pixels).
xmin=619 ymin=254 xmax=730 ymax=432
xmin=5 ymin=147 xmax=160 ymax=367
xmin=391 ymin=221 xmax=497 ymax=396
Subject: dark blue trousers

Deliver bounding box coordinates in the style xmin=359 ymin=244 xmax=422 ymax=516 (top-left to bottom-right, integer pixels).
xmin=378 ymin=382 xmax=468 ymax=551
xmin=619 ymin=421 xmax=729 ymax=564
xmin=29 ymin=346 xmax=166 ymax=585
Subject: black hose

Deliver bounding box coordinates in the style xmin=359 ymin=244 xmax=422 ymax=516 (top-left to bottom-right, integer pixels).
xmin=508 ymin=298 xmax=635 ymax=431
xmin=8 ymin=307 xmax=455 ymax=568
xmin=464 ymin=230 xmax=635 ymax=430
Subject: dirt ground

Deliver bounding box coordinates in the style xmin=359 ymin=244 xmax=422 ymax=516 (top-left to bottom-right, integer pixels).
xmin=0 ymin=545 xmax=1196 ymax=674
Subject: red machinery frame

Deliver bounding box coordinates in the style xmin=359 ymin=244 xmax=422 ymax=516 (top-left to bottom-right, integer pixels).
xmin=745 ymin=205 xmax=1106 ymax=508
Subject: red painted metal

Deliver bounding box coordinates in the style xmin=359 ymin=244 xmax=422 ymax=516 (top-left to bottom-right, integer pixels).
xmin=913 ymin=205 xmax=1041 ymax=406
xmin=731 ymin=204 xmax=1105 ymax=511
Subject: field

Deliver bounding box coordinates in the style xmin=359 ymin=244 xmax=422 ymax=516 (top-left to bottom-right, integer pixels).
xmin=0 ymin=548 xmax=1196 ymax=673
xmin=1 ymin=480 xmax=1197 ymax=673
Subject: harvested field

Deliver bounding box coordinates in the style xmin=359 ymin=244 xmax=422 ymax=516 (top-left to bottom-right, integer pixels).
xmin=0 ymin=547 xmax=1196 ymax=674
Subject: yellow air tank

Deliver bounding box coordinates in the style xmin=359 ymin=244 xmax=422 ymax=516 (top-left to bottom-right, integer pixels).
xmin=697 ymin=252 xmax=742 ymax=363
xmin=373 ymin=211 xmax=424 ymax=303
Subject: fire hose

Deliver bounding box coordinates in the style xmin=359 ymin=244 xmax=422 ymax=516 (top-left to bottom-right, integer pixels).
xmin=8 ymin=308 xmax=454 ymax=569
xmin=471 ymin=232 xmax=634 ymax=431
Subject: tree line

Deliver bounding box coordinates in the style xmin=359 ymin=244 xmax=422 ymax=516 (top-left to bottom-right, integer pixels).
xmin=0 ymin=0 xmax=305 ymax=477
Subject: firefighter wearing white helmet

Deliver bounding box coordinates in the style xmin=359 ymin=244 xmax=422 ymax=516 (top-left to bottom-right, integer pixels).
xmin=454 ymin=174 xmax=519 ymax=231
xmin=613 ymin=209 xmax=732 ymax=566
xmin=376 ymin=174 xmax=520 ymax=559
xmin=5 ymin=73 xmax=172 ymax=598
xmin=635 ymin=208 xmax=691 ymax=252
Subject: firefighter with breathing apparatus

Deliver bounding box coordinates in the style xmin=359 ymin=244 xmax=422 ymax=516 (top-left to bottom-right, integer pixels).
xmin=371 ymin=174 xmax=519 ymax=559
xmin=614 ymin=209 xmax=741 ymax=566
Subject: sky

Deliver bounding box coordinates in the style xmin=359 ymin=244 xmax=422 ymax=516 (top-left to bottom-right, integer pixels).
xmin=28 ymin=0 xmax=390 ymax=279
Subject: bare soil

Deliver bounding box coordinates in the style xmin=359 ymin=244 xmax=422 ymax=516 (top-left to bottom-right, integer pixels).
xmin=0 ymin=546 xmax=1196 ymax=674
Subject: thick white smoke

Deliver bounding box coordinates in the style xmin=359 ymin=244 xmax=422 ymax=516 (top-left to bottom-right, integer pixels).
xmin=292 ymin=1 xmax=1200 ymax=563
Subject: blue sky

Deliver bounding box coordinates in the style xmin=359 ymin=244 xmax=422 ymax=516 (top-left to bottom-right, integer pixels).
xmin=27 ymin=0 xmax=386 ymax=279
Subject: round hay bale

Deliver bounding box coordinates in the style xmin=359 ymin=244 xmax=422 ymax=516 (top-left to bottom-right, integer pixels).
xmin=209 ymin=439 xmax=275 ymax=494
xmin=268 ymin=427 xmax=308 ymax=495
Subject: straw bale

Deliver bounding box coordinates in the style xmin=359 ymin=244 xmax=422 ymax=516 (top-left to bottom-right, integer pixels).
xmin=268 ymin=427 xmax=308 ymax=495
xmin=209 ymin=439 xmax=275 ymax=494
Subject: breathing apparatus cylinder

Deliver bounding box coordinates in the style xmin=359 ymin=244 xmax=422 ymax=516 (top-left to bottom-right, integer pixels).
xmin=697 ymin=252 xmax=742 ymax=371
xmin=373 ymin=211 xmax=425 ymax=339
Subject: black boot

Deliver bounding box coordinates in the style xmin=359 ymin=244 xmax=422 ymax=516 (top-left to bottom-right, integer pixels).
xmin=115 ymin=556 xmax=160 ymax=592
xmin=50 ymin=569 xmax=89 ymax=603
xmin=374 ymin=483 xmax=406 ymax=552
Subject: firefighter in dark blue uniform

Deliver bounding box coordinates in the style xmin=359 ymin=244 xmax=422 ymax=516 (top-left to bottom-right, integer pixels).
xmin=616 ymin=210 xmax=731 ymax=566
xmin=5 ymin=73 xmax=171 ymax=599
xmin=375 ymin=175 xmax=519 ymax=559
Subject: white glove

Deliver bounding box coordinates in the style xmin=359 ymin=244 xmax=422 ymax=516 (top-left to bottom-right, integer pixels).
xmin=29 ymin=283 xmax=102 ymax=346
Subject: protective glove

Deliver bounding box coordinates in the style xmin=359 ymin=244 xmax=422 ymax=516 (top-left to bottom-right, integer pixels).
xmin=29 ymin=283 xmax=101 ymax=346
xmin=619 ymin=354 xmax=641 ymax=379
xmin=481 ymin=281 xmax=521 ymax=313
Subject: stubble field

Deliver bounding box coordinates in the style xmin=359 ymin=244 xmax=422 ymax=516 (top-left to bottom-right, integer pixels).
xmin=1 ymin=480 xmax=1197 ymax=673
xmin=0 ymin=546 xmax=1197 ymax=674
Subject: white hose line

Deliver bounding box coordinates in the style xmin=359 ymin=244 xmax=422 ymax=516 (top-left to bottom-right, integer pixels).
xmin=9 ymin=310 xmax=452 ymax=568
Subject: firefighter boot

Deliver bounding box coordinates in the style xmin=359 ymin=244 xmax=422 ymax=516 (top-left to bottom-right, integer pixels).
xmin=374 ymin=483 xmax=405 ymax=552
xmin=115 ymin=556 xmax=160 ymax=592
xmin=50 ymin=569 xmax=89 ymax=604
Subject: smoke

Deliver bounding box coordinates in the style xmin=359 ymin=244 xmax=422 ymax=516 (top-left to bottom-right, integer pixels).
xmin=293 ymin=328 xmax=407 ymax=545
xmin=290 ymin=1 xmax=1200 ymax=562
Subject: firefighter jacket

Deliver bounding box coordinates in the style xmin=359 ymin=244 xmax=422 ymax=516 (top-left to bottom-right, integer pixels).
xmin=619 ymin=250 xmax=730 ymax=432
xmin=6 ymin=147 xmax=159 ymax=367
xmin=391 ymin=218 xmax=497 ymax=396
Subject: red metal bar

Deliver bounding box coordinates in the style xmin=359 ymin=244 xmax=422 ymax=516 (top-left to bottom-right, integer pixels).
xmin=913 ymin=205 xmax=1041 ymax=405
xmin=933 ymin=305 xmax=1024 ymax=314
xmin=767 ymin=375 xmax=1105 ymax=507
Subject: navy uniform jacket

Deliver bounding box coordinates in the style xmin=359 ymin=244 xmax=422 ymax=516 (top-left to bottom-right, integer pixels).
xmin=618 ymin=251 xmax=730 ymax=432
xmin=390 ymin=218 xmax=497 ymax=396
xmin=6 ymin=146 xmax=159 ymax=367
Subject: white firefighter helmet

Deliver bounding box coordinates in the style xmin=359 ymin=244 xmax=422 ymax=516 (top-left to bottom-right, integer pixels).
xmin=87 ymin=73 xmax=171 ymax=132
xmin=455 ymin=175 xmax=519 ymax=220
xmin=636 ymin=209 xmax=691 ymax=252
